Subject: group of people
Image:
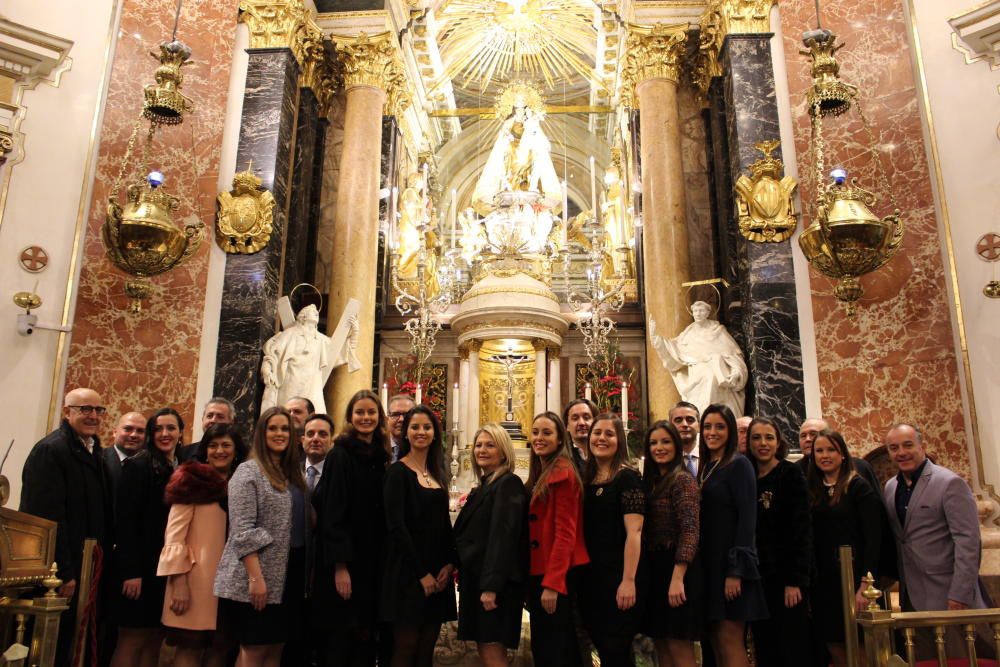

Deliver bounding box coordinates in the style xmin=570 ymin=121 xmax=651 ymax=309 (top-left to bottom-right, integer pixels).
xmin=19 ymin=385 xmax=986 ymax=667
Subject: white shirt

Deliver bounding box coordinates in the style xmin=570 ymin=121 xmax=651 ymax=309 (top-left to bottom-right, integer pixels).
xmin=113 ymin=444 xmax=130 ymax=462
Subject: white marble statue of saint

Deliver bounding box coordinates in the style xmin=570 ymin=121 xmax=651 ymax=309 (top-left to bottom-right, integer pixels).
xmin=260 ymin=299 xmax=361 ymax=415
xmin=472 ymin=89 xmax=561 ymax=253
xmin=648 ymin=301 xmax=748 ymax=417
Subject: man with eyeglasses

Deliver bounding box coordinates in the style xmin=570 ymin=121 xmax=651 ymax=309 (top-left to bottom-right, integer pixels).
xmin=387 ymin=394 xmax=415 ymax=463
xmin=20 ymin=387 xmax=113 ymax=665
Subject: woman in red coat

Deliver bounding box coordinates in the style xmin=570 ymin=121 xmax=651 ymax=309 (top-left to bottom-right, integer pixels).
xmin=525 ymin=411 xmax=589 ymax=667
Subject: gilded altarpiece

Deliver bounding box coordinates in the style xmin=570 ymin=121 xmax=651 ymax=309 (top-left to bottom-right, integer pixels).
xmin=479 ymin=351 xmax=536 ymax=437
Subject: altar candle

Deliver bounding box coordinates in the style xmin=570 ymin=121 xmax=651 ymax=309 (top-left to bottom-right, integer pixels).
xmin=415 ymin=383 xmax=422 ymax=404
xmin=621 ymin=381 xmax=629 ymax=430
xmin=546 ymin=382 xmax=553 ymax=411
xmin=452 ymin=382 xmax=460 ymax=428
xmin=589 ymin=156 xmax=597 ymax=219
xmin=381 ymin=383 xmax=389 ymax=413
xmin=584 ymin=382 xmax=592 ymax=401
xmin=450 ymin=189 xmax=458 ymax=249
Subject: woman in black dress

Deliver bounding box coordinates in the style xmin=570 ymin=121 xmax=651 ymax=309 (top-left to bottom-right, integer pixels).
xmin=312 ymin=389 xmax=390 ymax=667
xmin=381 ymin=404 xmax=457 ymax=667
xmin=697 ymin=404 xmax=767 ymax=667
xmin=809 ymin=429 xmax=882 ymax=667
xmin=110 ymin=407 xmax=183 ymax=667
xmin=746 ymin=417 xmax=812 ymax=667
xmin=454 ymin=423 xmax=527 ymax=666
xmin=641 ymin=420 xmax=700 ymax=667
xmin=580 ymin=413 xmax=645 ymax=667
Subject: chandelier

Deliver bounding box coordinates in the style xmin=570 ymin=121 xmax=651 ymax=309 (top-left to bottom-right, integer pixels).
xmin=796 ymin=25 xmax=904 ymax=316
xmin=389 ymin=172 xmax=453 ymax=387
xmin=563 ymin=209 xmax=627 ymax=374
xmin=102 ymin=4 xmax=203 ymax=314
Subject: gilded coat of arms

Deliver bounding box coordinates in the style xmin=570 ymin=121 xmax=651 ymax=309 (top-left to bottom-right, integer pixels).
xmin=734 ymin=140 xmax=798 ymax=243
xmin=216 ymin=167 xmax=275 ymax=254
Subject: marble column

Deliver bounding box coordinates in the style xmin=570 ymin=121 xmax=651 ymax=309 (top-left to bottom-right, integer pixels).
xmin=212 ymin=48 xmax=300 ymax=424
xmin=282 ymin=86 xmax=321 ymax=290
xmin=326 ymin=33 xmax=401 ymax=417
xmin=714 ymin=34 xmax=805 ymax=435
xmin=548 ymin=353 xmax=562 ymax=412
xmin=468 ymin=341 xmax=482 ymax=432
xmin=625 ymin=25 xmax=691 ymax=420
xmin=533 ymin=341 xmax=547 ymax=414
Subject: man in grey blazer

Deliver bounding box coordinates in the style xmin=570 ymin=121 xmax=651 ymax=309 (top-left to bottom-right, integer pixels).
xmin=883 ymin=423 xmax=984 ymax=612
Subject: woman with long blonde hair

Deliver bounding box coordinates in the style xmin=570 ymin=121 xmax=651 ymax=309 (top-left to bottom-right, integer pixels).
xmin=454 ymin=424 xmax=528 ymax=666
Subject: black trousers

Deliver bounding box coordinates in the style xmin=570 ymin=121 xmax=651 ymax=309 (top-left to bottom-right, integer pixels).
xmin=527 ymin=574 xmax=582 ymax=667
xmin=750 ymin=579 xmax=810 ymax=667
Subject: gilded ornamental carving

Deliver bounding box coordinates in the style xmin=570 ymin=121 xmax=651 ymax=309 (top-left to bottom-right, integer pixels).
xmin=734 ymin=140 xmax=798 ymax=242
xmin=620 ymin=24 xmax=689 ymax=108
xmin=216 ymin=167 xmax=276 ymax=254
xmin=238 ymin=0 xmax=308 ymax=50
xmin=331 ymin=32 xmax=411 ymax=117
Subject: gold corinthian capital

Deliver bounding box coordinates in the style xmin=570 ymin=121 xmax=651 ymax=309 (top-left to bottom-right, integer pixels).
xmin=332 ymin=32 xmax=411 ymax=117
xmin=620 ymin=24 xmax=689 ymax=108
xmin=239 ymin=0 xmax=308 ymax=50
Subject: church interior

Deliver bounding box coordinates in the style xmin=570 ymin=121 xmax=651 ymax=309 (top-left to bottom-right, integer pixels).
xmin=2 ymin=0 xmax=1000 ymax=662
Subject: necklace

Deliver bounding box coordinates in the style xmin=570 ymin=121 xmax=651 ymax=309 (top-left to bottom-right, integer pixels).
xmin=699 ymin=459 xmax=720 ymax=488
xmin=823 ymin=479 xmax=836 ymax=496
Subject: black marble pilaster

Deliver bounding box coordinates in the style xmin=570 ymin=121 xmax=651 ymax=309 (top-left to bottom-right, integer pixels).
xmin=213 ymin=48 xmax=300 ymax=426
xmin=282 ymin=86 xmax=320 ymax=293
xmin=306 ymin=117 xmax=328 ymax=289
xmin=714 ymin=35 xmax=805 ymax=438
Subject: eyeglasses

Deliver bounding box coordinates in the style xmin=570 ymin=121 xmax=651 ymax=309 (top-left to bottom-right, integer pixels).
xmin=68 ymin=405 xmax=107 ymax=416
xmin=388 ymin=412 xmax=408 ymax=420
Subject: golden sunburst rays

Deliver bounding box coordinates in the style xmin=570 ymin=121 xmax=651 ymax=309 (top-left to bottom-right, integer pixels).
xmin=436 ymin=0 xmax=600 ymax=92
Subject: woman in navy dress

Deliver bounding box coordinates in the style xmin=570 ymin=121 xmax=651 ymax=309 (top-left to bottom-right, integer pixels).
xmin=697 ymin=404 xmax=767 ymax=667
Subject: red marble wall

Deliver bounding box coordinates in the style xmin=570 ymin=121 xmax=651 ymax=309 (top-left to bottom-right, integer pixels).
xmin=780 ymin=0 xmax=969 ymax=477
xmin=66 ymin=0 xmax=239 ymax=441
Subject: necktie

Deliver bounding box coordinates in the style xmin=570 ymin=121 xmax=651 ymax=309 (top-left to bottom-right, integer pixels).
xmin=306 ymin=465 xmax=318 ymax=491
xmin=685 ymin=454 xmax=696 ymax=477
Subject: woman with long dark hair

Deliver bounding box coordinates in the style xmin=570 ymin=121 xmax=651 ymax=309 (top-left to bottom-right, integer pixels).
xmin=158 ymin=422 xmax=247 ymax=667
xmin=697 ymin=404 xmax=767 ymax=667
xmin=809 ymin=429 xmax=882 ymax=667
xmin=641 ymin=420 xmax=701 ymax=667
xmin=745 ymin=417 xmax=812 ymax=667
xmin=579 ymin=413 xmax=645 ymax=666
xmin=381 ymin=404 xmax=457 ymax=666
xmin=312 ymin=389 xmax=390 ymax=666
xmin=213 ymin=407 xmax=308 ymax=667
xmin=454 ymin=423 xmax=528 ymax=666
xmin=525 ymin=411 xmax=589 ymax=667
xmin=111 ymin=407 xmax=183 ymax=667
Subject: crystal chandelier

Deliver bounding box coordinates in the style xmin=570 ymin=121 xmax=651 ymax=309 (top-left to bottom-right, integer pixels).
xmin=563 ymin=212 xmax=627 ymax=374
xmin=796 ymin=23 xmax=904 ymax=316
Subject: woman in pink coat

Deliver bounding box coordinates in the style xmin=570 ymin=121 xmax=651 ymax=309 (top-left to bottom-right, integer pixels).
xmin=158 ymin=423 xmax=246 ymax=667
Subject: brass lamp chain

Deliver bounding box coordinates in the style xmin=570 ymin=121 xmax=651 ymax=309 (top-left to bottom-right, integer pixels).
xmin=855 ymin=101 xmax=898 ymax=212
xmin=111 ymin=119 xmax=145 ymax=197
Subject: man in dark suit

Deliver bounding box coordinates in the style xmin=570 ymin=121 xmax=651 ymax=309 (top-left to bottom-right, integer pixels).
xmin=177 ymin=396 xmax=236 ymax=462
xmin=102 ymin=411 xmax=145 ymax=495
xmin=563 ymin=398 xmax=597 ymax=472
xmin=20 ymin=387 xmax=113 ymax=666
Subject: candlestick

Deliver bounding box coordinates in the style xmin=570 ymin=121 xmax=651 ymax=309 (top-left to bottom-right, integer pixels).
xmin=621 ymin=381 xmax=629 ymax=431
xmin=451 ymin=382 xmax=460 ymax=427
xmin=584 ymin=382 xmax=592 ymax=401
xmin=381 ymin=383 xmax=389 ymax=413
xmin=415 ymin=383 xmax=422 ymax=404
xmin=589 ymin=156 xmax=597 ymax=220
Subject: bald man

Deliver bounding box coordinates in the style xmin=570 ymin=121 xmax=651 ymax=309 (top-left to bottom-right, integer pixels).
xmin=736 ymin=415 xmax=753 ymax=454
xmin=20 ymin=387 xmax=113 ymax=665
xmin=103 ymin=411 xmax=145 ymax=499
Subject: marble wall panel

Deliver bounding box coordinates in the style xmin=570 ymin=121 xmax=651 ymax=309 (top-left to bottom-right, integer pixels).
xmin=284 ymin=87 xmax=320 ymax=291
xmin=779 ymin=0 xmax=969 ymax=476
xmin=65 ymin=0 xmax=239 ymax=439
xmin=315 ymin=92 xmax=346 ymax=293
xmin=678 ymin=87 xmax=716 ymax=283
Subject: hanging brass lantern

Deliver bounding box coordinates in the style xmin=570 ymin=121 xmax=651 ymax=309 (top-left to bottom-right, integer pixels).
xmin=102 ymin=38 xmax=203 ymax=313
xmin=797 ymin=28 xmax=904 ymax=316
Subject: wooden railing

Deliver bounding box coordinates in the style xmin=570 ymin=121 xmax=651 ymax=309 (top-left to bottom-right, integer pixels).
xmin=839 ymin=545 xmax=1000 ymax=667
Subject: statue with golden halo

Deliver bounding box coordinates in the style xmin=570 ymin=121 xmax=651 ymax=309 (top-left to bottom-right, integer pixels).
xmin=472 ymin=83 xmax=562 ymax=255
